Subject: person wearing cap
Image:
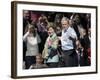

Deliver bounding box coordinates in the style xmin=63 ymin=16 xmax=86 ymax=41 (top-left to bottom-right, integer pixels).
xmin=59 ymin=17 xmax=78 ymax=67
xmin=23 ymin=24 xmax=41 ymax=69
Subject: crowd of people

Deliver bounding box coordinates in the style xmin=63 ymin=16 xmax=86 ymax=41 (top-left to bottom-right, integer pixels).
xmin=23 ymin=10 xmax=91 ymax=69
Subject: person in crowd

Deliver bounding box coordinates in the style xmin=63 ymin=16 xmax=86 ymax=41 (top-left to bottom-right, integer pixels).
xmin=23 ymin=10 xmax=30 ymax=35
xmin=71 ymin=14 xmax=87 ymax=40
xmin=29 ymin=54 xmax=48 ymax=69
xmin=23 ymin=10 xmax=30 ymax=67
xmin=56 ymin=26 xmax=62 ymax=37
xmin=59 ymin=17 xmax=78 ymax=67
xmin=79 ymin=29 xmax=90 ymax=66
xmin=86 ymin=27 xmax=91 ymax=65
xmin=75 ymin=40 xmax=84 ymax=66
xmin=36 ymin=14 xmax=48 ymax=54
xmin=88 ymin=27 xmax=91 ymax=42
xmin=46 ymin=12 xmax=56 ymax=27
xmin=85 ymin=14 xmax=91 ymax=30
xmin=54 ymin=13 xmax=62 ymax=28
xmin=23 ymin=24 xmax=41 ymax=69
xmin=69 ymin=14 xmax=80 ymax=39
xmin=42 ymin=26 xmax=59 ymax=68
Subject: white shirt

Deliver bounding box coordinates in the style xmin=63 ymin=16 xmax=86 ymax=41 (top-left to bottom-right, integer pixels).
xmin=61 ymin=27 xmax=77 ymax=50
xmin=23 ymin=31 xmax=41 ymax=56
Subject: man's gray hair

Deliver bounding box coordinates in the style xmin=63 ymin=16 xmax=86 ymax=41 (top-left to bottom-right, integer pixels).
xmin=61 ymin=17 xmax=69 ymax=24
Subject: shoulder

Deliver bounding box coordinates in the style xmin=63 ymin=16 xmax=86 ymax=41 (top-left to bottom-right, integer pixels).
xmin=68 ymin=27 xmax=75 ymax=32
xmin=29 ymin=64 xmax=36 ymax=69
xmin=42 ymin=64 xmax=48 ymax=68
xmin=68 ymin=27 xmax=74 ymax=31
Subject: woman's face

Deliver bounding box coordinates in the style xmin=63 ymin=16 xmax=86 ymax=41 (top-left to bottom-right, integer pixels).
xmin=29 ymin=27 xmax=34 ymax=33
xmin=48 ymin=27 xmax=54 ymax=36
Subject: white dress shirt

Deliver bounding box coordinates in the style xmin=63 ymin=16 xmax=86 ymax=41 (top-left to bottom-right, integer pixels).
xmin=61 ymin=27 xmax=77 ymax=50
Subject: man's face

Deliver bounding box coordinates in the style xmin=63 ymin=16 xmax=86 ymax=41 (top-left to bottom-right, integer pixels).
xmin=61 ymin=20 xmax=69 ymax=29
xmin=23 ymin=10 xmax=29 ymax=19
xmin=73 ymin=14 xmax=80 ymax=24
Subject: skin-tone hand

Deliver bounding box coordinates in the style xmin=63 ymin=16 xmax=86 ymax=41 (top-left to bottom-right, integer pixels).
xmin=28 ymin=28 xmax=31 ymax=33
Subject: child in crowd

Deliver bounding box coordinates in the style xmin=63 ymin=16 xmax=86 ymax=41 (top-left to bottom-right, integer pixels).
xmin=29 ymin=54 xmax=48 ymax=69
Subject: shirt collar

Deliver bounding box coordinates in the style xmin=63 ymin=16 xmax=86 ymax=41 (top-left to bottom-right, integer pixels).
xmin=63 ymin=27 xmax=70 ymax=33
